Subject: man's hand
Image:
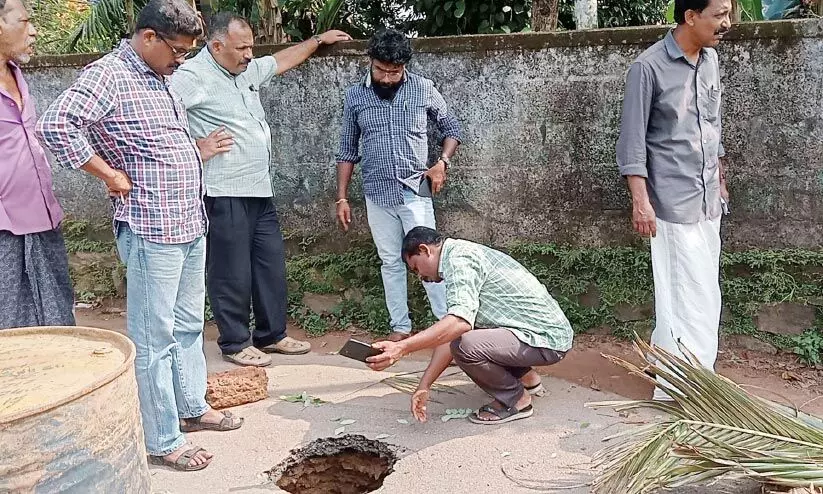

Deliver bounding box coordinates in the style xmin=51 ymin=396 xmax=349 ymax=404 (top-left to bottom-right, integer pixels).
xmin=632 ymin=199 xmax=657 ymax=238
xmin=336 ymin=201 xmax=352 ymax=232
xmin=425 ymin=161 xmax=447 ymax=195
xmin=720 ymin=180 xmax=730 ymax=203
xmin=317 ymin=30 xmax=352 ymax=45
xmin=197 ymin=127 xmax=233 ymax=162
xmin=366 ymin=341 xmax=405 ymax=371
xmin=411 ymin=388 xmax=430 ymax=422
xmin=105 ymin=169 xmax=133 ymax=198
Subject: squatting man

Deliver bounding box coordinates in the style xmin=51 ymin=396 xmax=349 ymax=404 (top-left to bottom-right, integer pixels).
xmin=366 ymin=227 xmax=574 ymax=425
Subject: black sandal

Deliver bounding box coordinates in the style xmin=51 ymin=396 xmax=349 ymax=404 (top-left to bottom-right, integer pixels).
xmin=180 ymin=410 xmax=243 ymax=432
xmin=468 ymin=403 xmax=534 ymax=425
xmin=149 ymin=446 xmax=211 ymax=471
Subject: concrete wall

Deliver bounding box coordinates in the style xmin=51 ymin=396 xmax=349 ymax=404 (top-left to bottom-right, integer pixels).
xmin=23 ymin=20 xmax=823 ymax=250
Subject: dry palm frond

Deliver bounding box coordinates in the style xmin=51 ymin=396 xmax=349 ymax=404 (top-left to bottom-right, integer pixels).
xmin=380 ymin=370 xmax=467 ymax=398
xmin=585 ymin=336 xmax=823 ymax=494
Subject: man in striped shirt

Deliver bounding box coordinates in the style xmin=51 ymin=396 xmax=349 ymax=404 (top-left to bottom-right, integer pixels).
xmin=37 ymin=0 xmax=240 ymax=472
xmin=368 ymin=227 xmax=574 ymax=425
xmin=170 ymin=13 xmax=350 ymax=367
xmin=336 ymin=29 xmax=461 ymax=343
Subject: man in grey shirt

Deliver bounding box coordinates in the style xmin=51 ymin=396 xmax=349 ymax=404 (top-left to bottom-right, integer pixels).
xmin=616 ymin=0 xmax=732 ymax=400
xmin=170 ymin=13 xmax=350 ymax=367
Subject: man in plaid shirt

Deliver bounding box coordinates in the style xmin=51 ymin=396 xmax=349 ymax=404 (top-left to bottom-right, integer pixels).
xmin=368 ymin=227 xmax=574 ymax=426
xmin=336 ymin=29 xmax=461 ymax=343
xmin=37 ymin=0 xmax=239 ymax=472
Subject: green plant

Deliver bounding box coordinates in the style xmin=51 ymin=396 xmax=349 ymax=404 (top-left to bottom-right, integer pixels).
xmin=792 ymin=329 xmax=823 ymax=366
xmin=64 ymin=0 xmax=146 ymax=53
xmin=62 ymin=220 xmax=115 ymax=253
xmin=597 ymin=0 xmax=667 ymax=28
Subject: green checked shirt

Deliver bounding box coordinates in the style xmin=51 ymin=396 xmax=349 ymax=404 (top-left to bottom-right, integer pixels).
xmin=170 ymin=47 xmax=278 ymax=198
xmin=439 ymin=239 xmax=573 ymax=352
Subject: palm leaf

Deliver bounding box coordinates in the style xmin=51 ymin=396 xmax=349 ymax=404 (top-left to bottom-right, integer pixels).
xmin=65 ymin=0 xmax=147 ymax=52
xmin=315 ymin=0 xmax=344 ymax=33
xmin=583 ymin=336 xmax=823 ymax=493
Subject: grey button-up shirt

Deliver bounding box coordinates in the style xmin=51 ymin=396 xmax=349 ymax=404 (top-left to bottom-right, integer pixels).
xmin=170 ymin=48 xmax=278 ymax=198
xmin=616 ymin=30 xmax=725 ymax=224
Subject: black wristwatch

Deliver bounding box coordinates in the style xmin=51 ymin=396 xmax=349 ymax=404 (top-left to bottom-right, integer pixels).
xmin=437 ymin=155 xmax=450 ymax=167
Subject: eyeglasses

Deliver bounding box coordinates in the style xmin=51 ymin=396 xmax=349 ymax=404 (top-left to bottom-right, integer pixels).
xmin=157 ymin=33 xmax=194 ymax=60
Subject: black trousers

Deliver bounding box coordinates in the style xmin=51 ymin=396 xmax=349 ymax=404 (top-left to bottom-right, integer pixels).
xmin=205 ymin=196 xmax=287 ymax=354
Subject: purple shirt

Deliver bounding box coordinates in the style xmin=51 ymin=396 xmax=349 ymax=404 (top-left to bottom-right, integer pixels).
xmin=0 ymin=62 xmax=63 ymax=235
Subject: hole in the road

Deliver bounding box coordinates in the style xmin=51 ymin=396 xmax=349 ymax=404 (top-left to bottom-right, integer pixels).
xmin=268 ymin=435 xmax=397 ymax=494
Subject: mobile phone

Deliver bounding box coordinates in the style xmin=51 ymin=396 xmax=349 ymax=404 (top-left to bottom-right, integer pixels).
xmin=338 ymin=338 xmax=382 ymax=363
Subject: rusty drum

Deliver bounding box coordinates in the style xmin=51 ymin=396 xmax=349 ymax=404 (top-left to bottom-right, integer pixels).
xmin=0 ymin=326 xmax=150 ymax=493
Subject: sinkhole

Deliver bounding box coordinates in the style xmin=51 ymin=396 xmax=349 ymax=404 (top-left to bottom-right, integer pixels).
xmin=268 ymin=435 xmax=398 ymax=494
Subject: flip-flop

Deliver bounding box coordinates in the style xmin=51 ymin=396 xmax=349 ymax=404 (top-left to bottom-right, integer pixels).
xmin=181 ymin=410 xmax=244 ymax=432
xmin=525 ymin=382 xmax=546 ymax=397
xmin=468 ymin=403 xmax=534 ymax=425
xmin=149 ymin=446 xmax=211 ymax=471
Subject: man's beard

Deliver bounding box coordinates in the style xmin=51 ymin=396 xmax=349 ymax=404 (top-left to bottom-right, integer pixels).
xmin=14 ymin=39 xmax=35 ymax=64
xmin=372 ymin=78 xmax=403 ymax=100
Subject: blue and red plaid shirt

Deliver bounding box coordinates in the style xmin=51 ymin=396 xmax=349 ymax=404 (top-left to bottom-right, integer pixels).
xmin=37 ymin=40 xmax=206 ymax=244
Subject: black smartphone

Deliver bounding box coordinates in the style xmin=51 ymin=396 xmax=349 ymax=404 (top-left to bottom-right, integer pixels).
xmin=339 ymin=338 xmax=382 ymax=363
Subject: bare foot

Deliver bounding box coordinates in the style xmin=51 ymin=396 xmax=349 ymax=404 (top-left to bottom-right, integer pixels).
xmin=198 ymin=408 xmax=229 ymax=425
xmin=164 ymin=444 xmax=212 ymax=468
xmin=520 ymin=369 xmax=541 ymax=388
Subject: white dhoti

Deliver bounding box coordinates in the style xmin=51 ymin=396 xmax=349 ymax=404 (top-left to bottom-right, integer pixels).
xmin=649 ymin=217 xmax=722 ymax=401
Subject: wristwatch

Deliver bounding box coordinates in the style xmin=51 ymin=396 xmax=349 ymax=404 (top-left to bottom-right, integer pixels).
xmin=438 ymin=155 xmax=450 ymax=167
xmin=313 ymin=34 xmax=323 ymax=45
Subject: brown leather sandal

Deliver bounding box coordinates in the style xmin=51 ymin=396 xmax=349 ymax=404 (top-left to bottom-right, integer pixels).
xmin=180 ymin=410 xmax=244 ymax=432
xmin=149 ymin=446 xmax=212 ymax=471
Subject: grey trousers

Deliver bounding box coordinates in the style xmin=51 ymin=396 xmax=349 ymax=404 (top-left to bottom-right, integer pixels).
xmin=0 ymin=228 xmax=75 ymax=329
xmin=450 ymin=327 xmax=566 ymax=408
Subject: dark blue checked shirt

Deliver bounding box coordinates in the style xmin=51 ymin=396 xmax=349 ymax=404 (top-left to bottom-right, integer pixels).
xmin=336 ymin=71 xmax=461 ymax=208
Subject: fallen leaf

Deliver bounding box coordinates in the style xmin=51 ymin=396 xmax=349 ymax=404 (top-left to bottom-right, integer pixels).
xmin=580 ymin=422 xmax=590 ymax=429
xmin=375 ymin=434 xmax=391 ymax=440
xmin=281 ymin=392 xmax=325 ymax=407
xmin=501 ymin=452 xmax=511 ymax=458
xmin=339 ymin=419 xmax=356 ymax=426
xmin=550 ymin=453 xmax=557 ymax=458
xmin=334 ymin=427 xmax=345 ymax=436
xmin=397 ymin=419 xmax=409 ymax=424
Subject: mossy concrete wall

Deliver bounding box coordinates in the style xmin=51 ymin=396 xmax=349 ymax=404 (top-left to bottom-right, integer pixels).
xmin=23 ymin=20 xmax=823 ymax=250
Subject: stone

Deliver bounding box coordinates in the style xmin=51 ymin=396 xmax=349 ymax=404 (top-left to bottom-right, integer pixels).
xmin=206 ymin=367 xmax=269 ymax=410
xmin=754 ymin=303 xmax=816 ymax=336
xmin=302 ymin=293 xmax=343 ymax=315
xmin=614 ymin=302 xmax=654 ymax=322
xmin=578 ymin=284 xmax=601 ymax=308
xmin=724 ymin=334 xmax=779 ymax=355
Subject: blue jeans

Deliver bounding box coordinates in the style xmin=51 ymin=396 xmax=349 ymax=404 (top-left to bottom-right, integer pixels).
xmin=365 ymin=189 xmax=448 ymax=334
xmin=116 ymin=223 xmax=209 ymax=456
